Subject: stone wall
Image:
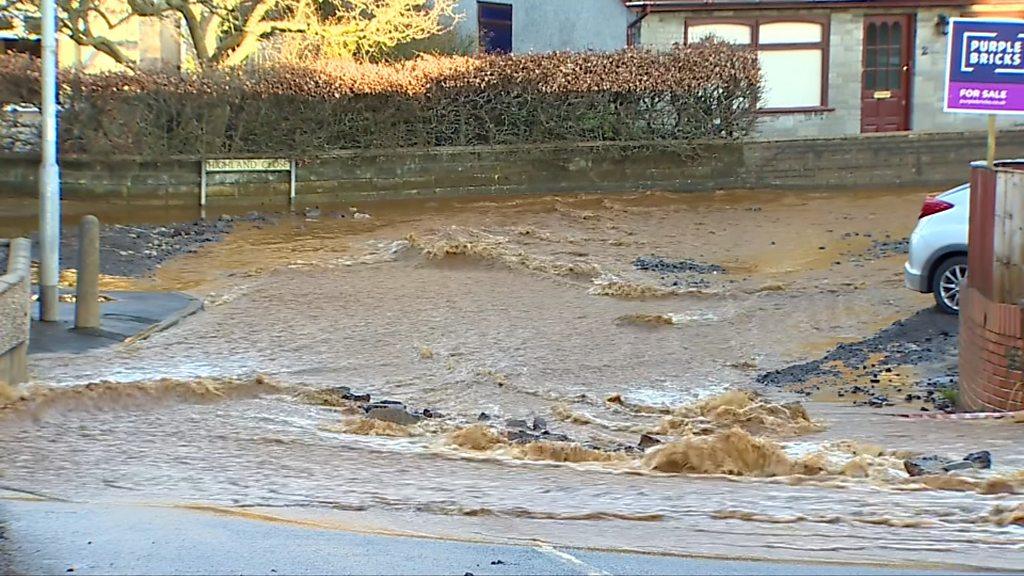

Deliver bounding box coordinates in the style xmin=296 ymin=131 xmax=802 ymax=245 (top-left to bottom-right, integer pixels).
xmin=0 ymin=238 xmax=31 ymax=386
xmin=0 ymin=106 xmax=40 ymax=152
xmin=0 ymin=130 xmax=1019 ymax=206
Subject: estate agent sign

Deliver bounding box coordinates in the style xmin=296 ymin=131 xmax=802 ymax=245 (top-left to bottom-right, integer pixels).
xmin=945 ymin=18 xmax=1024 ymax=114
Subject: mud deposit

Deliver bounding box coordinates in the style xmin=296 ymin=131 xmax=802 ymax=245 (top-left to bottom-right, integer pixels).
xmin=1 ymin=189 xmax=1022 ymax=571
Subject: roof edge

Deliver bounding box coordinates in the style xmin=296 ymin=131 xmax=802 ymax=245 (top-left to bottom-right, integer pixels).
xmin=622 ymin=0 xmax=970 ymax=11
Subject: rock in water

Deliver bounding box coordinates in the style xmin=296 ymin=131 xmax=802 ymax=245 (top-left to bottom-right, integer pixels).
xmin=367 ymin=407 xmax=420 ymax=426
xmin=941 ymin=460 xmax=976 ymax=472
xmin=638 ymin=434 xmax=663 ymax=450
xmin=506 ymin=429 xmax=541 ymax=444
xmin=363 ymin=400 xmax=404 ymax=412
xmin=904 ymin=455 xmax=955 ymax=477
xmin=963 ymin=450 xmax=992 ymax=469
xmin=505 ymin=418 xmax=531 ymax=430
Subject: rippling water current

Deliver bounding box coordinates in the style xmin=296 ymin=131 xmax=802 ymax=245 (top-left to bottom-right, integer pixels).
xmin=2 ymin=189 xmax=1021 ymax=570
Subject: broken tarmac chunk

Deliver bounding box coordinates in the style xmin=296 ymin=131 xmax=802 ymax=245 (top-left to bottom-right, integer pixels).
xmin=538 ymin=430 xmax=572 ymax=442
xmin=326 ymin=386 xmax=371 ymax=403
xmin=941 ymin=460 xmax=976 ymax=472
xmin=506 ymin=429 xmax=541 ymax=444
xmin=905 ymin=451 xmax=993 ymax=476
xmin=505 ymin=418 xmax=531 ymax=430
xmin=964 ymin=450 xmax=992 ymax=469
xmin=302 ymin=386 xmax=368 ymax=407
xmin=363 ymin=400 xmax=405 ymax=412
xmin=367 ymin=407 xmax=421 ymax=426
xmin=477 ymin=412 xmax=491 ymax=421
xmin=638 ymin=434 xmax=663 ymax=450
xmin=531 ymin=416 xmax=547 ymax=431
xmin=904 ymin=455 xmax=955 ymax=477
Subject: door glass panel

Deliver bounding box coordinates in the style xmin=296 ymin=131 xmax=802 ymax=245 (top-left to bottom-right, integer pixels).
xmin=866 ymin=23 xmax=877 ymax=45
xmin=892 ymin=21 xmax=902 ymax=48
xmin=865 ymin=69 xmax=876 ymax=91
xmin=889 ymin=68 xmax=901 ymax=90
xmin=879 ymin=22 xmax=890 ymax=46
xmin=866 ymin=46 xmax=877 ymax=68
xmin=887 ymin=45 xmax=902 ymax=67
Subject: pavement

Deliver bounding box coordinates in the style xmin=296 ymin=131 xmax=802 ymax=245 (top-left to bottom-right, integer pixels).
xmin=28 ymin=289 xmax=201 ymax=355
xmin=0 ymin=499 xmax=984 ymax=576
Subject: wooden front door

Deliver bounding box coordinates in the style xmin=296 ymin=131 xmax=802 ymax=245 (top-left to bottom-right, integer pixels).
xmin=861 ymin=15 xmax=914 ymax=132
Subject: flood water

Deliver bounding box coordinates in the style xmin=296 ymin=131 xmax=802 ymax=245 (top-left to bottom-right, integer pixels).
xmin=2 ymin=189 xmax=1022 ymax=571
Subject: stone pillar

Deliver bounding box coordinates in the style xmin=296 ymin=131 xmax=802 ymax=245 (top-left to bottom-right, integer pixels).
xmin=75 ymin=215 xmax=100 ymax=329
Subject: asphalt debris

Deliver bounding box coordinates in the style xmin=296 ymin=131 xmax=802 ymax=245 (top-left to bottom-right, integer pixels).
xmin=757 ymin=308 xmax=959 ymax=412
xmin=904 ymin=450 xmax=993 ymax=477
xmin=3 ymin=212 xmax=274 ymax=278
xmin=633 ymin=255 xmax=726 ymax=275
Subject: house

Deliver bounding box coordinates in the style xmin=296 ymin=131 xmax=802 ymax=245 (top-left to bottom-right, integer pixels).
xmin=458 ymin=0 xmax=1024 ymax=138
xmin=629 ymin=0 xmax=1024 ymax=138
xmin=453 ymin=0 xmax=633 ymax=53
xmin=0 ymin=10 xmax=179 ymax=73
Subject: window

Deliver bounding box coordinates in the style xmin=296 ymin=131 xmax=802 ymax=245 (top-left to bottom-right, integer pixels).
xmin=686 ymin=19 xmax=829 ymax=110
xmin=0 ymin=37 xmax=40 ymax=57
xmin=478 ymin=2 xmax=512 ymax=54
xmin=627 ymin=20 xmax=641 ymax=48
xmin=0 ymin=12 xmax=41 ymax=57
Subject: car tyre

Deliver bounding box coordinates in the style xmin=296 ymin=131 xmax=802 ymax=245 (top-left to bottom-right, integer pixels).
xmin=932 ymin=255 xmax=967 ymax=315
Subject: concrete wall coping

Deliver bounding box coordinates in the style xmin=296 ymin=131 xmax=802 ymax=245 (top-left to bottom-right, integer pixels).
xmin=3 ymin=128 xmax=1022 ymax=163
xmin=0 ymin=237 xmax=31 ymax=295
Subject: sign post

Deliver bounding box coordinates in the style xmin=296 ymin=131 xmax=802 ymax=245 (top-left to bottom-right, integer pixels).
xmin=944 ymin=18 xmax=1024 ymax=166
xmin=38 ymin=0 xmax=61 ymax=322
xmin=199 ymin=158 xmax=296 ymax=211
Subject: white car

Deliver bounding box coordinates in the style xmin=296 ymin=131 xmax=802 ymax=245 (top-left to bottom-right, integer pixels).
xmin=905 ymin=183 xmax=969 ymax=314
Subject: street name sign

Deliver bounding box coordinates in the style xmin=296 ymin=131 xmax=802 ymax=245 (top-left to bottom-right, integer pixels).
xmin=199 ymin=158 xmax=297 ymax=207
xmin=204 ymin=158 xmax=292 ymax=172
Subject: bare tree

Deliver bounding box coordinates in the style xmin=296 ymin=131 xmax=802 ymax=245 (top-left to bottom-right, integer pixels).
xmin=3 ymin=0 xmax=460 ymax=70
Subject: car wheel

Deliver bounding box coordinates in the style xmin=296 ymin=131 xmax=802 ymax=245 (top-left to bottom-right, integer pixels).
xmin=932 ymin=256 xmax=967 ymax=315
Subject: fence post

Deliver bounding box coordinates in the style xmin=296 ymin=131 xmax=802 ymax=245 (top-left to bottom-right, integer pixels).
xmin=74 ymin=215 xmax=100 ymax=329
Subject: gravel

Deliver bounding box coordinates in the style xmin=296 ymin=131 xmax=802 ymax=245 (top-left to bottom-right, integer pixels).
xmin=633 ymin=255 xmax=726 ymax=275
xmin=2 ymin=212 xmax=273 ymax=278
xmin=757 ymin=307 xmax=960 ymax=411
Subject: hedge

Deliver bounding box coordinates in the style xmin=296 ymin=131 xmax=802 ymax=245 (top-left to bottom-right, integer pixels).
xmin=0 ymin=44 xmax=761 ymax=156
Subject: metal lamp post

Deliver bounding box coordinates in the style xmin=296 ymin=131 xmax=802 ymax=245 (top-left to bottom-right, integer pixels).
xmin=38 ymin=0 xmax=61 ymax=321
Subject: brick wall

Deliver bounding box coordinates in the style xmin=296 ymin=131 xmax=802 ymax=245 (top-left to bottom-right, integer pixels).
xmin=0 ymin=238 xmax=31 ymax=386
xmin=959 ymin=162 xmax=1024 ymax=413
xmin=959 ymin=287 xmax=1024 ymax=412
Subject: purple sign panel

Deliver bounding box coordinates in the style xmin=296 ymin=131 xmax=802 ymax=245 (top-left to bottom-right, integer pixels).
xmin=945 ymin=18 xmax=1024 ymax=114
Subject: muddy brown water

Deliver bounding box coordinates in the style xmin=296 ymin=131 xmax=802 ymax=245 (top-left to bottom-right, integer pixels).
xmin=2 ymin=188 xmax=1022 ymax=570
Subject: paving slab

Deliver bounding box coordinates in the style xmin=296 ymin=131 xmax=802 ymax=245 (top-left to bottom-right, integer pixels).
xmin=28 ymin=289 xmax=201 ymax=355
